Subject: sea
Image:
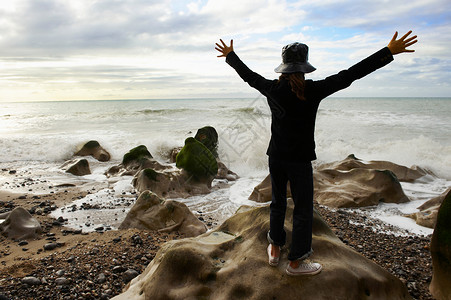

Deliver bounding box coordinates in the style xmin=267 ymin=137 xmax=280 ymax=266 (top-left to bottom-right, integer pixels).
xmin=0 ymin=97 xmax=450 ymax=236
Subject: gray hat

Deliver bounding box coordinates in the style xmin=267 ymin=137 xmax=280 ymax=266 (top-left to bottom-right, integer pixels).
xmin=274 ymin=42 xmax=316 ymax=74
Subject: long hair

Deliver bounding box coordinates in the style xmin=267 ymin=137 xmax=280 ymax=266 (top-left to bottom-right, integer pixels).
xmin=279 ymin=73 xmax=306 ymax=101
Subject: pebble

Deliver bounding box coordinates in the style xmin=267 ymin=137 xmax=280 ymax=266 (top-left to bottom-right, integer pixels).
xmin=123 ymin=269 xmax=139 ymax=283
xmin=55 ymin=277 xmax=69 ymax=286
xmin=22 ymin=276 xmax=41 ymax=285
xmin=43 ymin=242 xmax=58 ymax=251
xmin=97 ymin=273 xmax=107 ymax=284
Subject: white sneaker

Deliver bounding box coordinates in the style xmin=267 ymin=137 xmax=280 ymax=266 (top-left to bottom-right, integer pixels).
xmin=267 ymin=244 xmax=280 ymax=267
xmin=286 ymin=259 xmax=322 ymax=276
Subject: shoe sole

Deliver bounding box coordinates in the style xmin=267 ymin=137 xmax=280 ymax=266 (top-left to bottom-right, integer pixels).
xmin=285 ymin=265 xmax=322 ymax=276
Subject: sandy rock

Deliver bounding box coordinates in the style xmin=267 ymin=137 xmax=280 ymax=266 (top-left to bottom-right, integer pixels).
xmin=249 ymin=156 xmax=410 ymax=207
xmin=0 ymin=207 xmax=42 ymax=240
xmin=62 ymin=158 xmax=91 ymax=176
xmin=119 ymin=191 xmax=207 ymax=237
xmin=314 ymin=167 xmax=409 ymax=208
xmin=429 ymin=188 xmax=451 ymax=300
xmin=407 ymin=187 xmax=451 ymax=229
xmin=113 ymin=203 xmax=411 ymax=300
xmin=75 ymin=140 xmax=111 ymax=162
xmin=318 ymin=154 xmax=430 ymax=182
xmin=132 ymin=168 xmax=211 ymax=198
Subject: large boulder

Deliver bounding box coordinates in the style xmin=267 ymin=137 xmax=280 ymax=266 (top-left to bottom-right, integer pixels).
xmin=132 ymin=168 xmax=210 ymax=198
xmin=429 ymin=188 xmax=451 ymax=300
xmin=0 ymin=207 xmax=42 ymax=240
xmin=407 ymin=187 xmax=450 ymax=229
xmin=106 ymin=145 xmax=170 ymax=177
xmin=319 ymin=154 xmax=430 ymax=182
xmin=176 ymin=137 xmax=218 ymax=185
xmin=314 ymin=168 xmax=409 ymax=208
xmin=248 ymin=157 xmax=409 ymax=207
xmin=119 ymin=191 xmax=207 ymax=237
xmin=74 ymin=140 xmax=111 ymax=162
xmin=194 ymin=126 xmax=219 ymax=158
xmin=62 ymin=159 xmax=91 ymax=176
xmin=113 ymin=203 xmax=411 ymax=300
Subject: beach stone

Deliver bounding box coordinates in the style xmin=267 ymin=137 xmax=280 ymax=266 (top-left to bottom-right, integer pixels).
xmin=44 ymin=242 xmax=58 ymax=251
xmin=22 ymin=276 xmax=41 ymax=286
xmin=64 ymin=159 xmax=91 ymax=176
xmin=119 ymin=191 xmax=207 ymax=237
xmin=176 ymin=137 xmax=218 ymax=185
xmin=55 ymin=277 xmax=69 ymax=286
xmin=216 ymin=161 xmax=238 ymax=181
xmin=429 ymin=188 xmax=451 ymax=300
xmin=407 ymin=187 xmax=450 ymax=229
xmin=75 ymin=140 xmax=111 ymax=162
xmin=112 ymin=203 xmax=411 ymax=300
xmin=123 ymin=269 xmax=139 ymax=283
xmin=194 ymin=126 xmax=219 ymax=158
xmin=0 ymin=207 xmax=42 ymax=240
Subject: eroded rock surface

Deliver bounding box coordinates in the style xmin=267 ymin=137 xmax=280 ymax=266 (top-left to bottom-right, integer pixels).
xmin=407 ymin=187 xmax=451 ymax=229
xmin=429 ymin=188 xmax=451 ymax=300
xmin=74 ymin=140 xmax=111 ymax=162
xmin=0 ymin=207 xmax=42 ymax=240
xmin=119 ymin=191 xmax=206 ymax=238
xmin=113 ymin=204 xmax=411 ymax=300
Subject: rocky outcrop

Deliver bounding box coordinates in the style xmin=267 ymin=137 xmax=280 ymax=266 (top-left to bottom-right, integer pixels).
xmin=314 ymin=168 xmax=409 ymax=208
xmin=429 ymin=188 xmax=451 ymax=300
xmin=106 ymin=145 xmax=170 ymax=177
xmin=113 ymin=203 xmax=411 ymax=300
xmin=407 ymin=187 xmax=450 ymax=228
xmin=176 ymin=137 xmax=218 ymax=186
xmin=119 ymin=191 xmax=206 ymax=238
xmin=132 ymin=168 xmax=210 ymax=198
xmin=74 ymin=140 xmax=111 ymax=162
xmin=318 ymin=154 xmax=430 ymax=182
xmin=0 ymin=207 xmax=42 ymax=240
xmin=62 ymin=159 xmax=91 ymax=176
xmin=249 ymin=155 xmax=410 ymax=208
xmin=194 ymin=126 xmax=218 ymax=158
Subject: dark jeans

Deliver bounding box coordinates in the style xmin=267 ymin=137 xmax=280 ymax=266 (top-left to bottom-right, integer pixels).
xmin=268 ymin=156 xmax=313 ymax=261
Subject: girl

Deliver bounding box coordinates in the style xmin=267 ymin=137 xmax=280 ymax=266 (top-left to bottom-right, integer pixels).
xmin=215 ymin=31 xmax=417 ymax=276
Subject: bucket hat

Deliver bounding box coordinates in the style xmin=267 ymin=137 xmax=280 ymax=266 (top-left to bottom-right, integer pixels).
xmin=274 ymin=42 xmax=316 ymax=74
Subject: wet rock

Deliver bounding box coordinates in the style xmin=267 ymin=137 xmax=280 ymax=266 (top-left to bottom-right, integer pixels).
xmin=0 ymin=207 xmax=42 ymax=240
xmin=194 ymin=126 xmax=218 ymax=158
xmin=75 ymin=140 xmax=111 ymax=162
xmin=408 ymin=187 xmax=451 ymax=229
xmin=62 ymin=158 xmax=91 ymax=176
xmin=176 ymin=137 xmax=218 ymax=185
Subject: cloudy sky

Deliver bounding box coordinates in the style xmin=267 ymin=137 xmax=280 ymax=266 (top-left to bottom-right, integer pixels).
xmin=0 ymin=0 xmax=450 ymax=102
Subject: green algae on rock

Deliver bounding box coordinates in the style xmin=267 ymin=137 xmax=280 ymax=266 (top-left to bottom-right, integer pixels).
xmin=122 ymin=145 xmax=153 ymax=166
xmin=176 ymin=137 xmax=218 ymax=182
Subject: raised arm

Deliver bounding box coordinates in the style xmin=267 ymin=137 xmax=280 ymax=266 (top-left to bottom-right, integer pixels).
xmin=215 ymin=39 xmax=234 ymax=57
xmin=387 ymin=30 xmax=418 ymax=55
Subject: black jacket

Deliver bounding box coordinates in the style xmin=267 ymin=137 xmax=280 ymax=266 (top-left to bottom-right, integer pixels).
xmin=226 ymin=47 xmax=394 ymax=162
